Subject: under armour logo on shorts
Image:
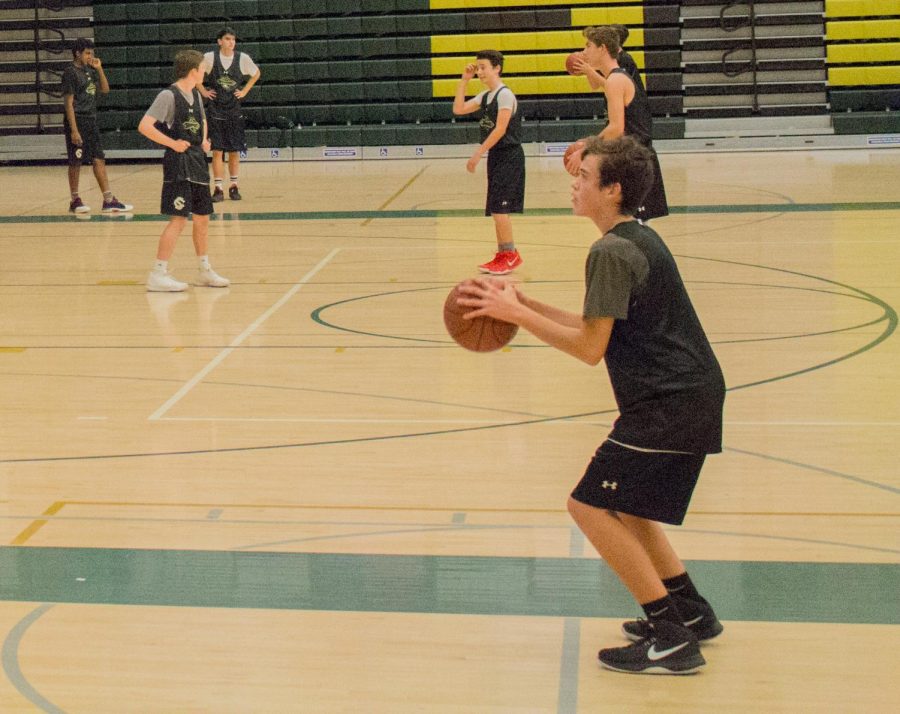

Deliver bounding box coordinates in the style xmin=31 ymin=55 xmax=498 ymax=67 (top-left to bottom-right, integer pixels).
xmin=173 ymin=196 xmax=185 ymax=211
xmin=601 ymin=481 xmax=618 ymax=490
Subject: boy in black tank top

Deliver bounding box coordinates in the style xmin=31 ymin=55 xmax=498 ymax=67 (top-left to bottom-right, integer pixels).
xmin=566 ymin=26 xmax=669 ymax=221
xmin=199 ymin=28 xmax=261 ymax=202
xmin=452 ymin=50 xmax=526 ymax=275
xmin=139 ymin=50 xmax=230 ymax=292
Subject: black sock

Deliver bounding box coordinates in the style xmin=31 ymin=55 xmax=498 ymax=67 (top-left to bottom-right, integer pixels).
xmin=641 ymin=594 xmax=683 ymax=626
xmin=663 ymin=572 xmax=706 ymax=603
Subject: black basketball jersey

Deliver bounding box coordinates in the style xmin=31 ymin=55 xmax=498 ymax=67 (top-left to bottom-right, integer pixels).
xmin=208 ymin=50 xmax=245 ymax=116
xmin=610 ymin=67 xmax=653 ymax=145
xmin=478 ymin=85 xmax=522 ymax=149
xmin=161 ymin=85 xmax=209 ymax=184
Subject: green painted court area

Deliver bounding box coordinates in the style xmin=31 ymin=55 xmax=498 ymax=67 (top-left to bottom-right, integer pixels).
xmin=1 ymin=546 xmax=897 ymax=624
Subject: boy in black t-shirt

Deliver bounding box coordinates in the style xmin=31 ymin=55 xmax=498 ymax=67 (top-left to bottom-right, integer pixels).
xmin=138 ymin=50 xmax=229 ymax=292
xmin=61 ymin=38 xmax=132 ymax=214
xmin=459 ymin=136 xmax=725 ymax=675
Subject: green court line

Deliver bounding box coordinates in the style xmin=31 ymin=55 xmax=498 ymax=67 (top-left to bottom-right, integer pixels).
xmin=1 ymin=547 xmax=897 ymax=625
xmin=0 ymin=201 xmax=898 ymax=224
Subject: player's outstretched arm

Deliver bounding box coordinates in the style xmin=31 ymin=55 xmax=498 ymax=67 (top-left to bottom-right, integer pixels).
xmin=458 ymin=279 xmax=613 ymax=365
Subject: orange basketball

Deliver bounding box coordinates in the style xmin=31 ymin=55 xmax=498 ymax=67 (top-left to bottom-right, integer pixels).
xmin=565 ymin=52 xmax=585 ymax=75
xmin=443 ymin=283 xmax=518 ymax=353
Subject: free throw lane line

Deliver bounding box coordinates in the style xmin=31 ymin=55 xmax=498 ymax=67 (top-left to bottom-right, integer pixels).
xmin=148 ymin=248 xmax=341 ymax=421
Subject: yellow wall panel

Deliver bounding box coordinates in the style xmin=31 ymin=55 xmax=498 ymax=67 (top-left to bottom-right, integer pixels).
xmin=825 ymin=0 xmax=900 ymax=17
xmin=828 ymin=65 xmax=900 ymax=85
xmin=571 ymin=7 xmax=645 ymax=27
xmin=432 ymin=29 xmax=587 ymax=54
xmin=826 ymin=19 xmax=900 ymax=40
xmin=827 ymin=42 xmax=900 ymax=63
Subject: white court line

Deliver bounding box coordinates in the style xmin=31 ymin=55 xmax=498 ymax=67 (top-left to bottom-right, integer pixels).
xmin=148 ymin=248 xmax=341 ymax=421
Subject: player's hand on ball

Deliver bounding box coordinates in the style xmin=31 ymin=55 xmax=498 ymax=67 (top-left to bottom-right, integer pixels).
xmin=457 ymin=278 xmax=521 ymax=323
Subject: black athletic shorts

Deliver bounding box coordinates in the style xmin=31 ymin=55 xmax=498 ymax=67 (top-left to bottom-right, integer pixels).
xmin=64 ymin=114 xmax=105 ymax=165
xmin=208 ymin=111 xmax=246 ymax=153
xmin=635 ymin=147 xmax=669 ymax=221
xmin=570 ymin=440 xmax=706 ymax=525
xmin=161 ymin=180 xmax=213 ymax=217
xmin=485 ymin=144 xmax=525 ymax=216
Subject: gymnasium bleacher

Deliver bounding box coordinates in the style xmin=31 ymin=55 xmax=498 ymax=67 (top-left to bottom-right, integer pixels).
xmin=1 ymin=0 xmax=898 ymax=157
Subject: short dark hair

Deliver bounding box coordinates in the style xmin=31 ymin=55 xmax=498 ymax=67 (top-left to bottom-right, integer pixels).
xmin=71 ymin=37 xmax=94 ymax=57
xmin=611 ymin=24 xmax=630 ymax=45
xmin=475 ymin=49 xmax=503 ymax=71
xmin=582 ymin=26 xmax=621 ymax=56
xmin=173 ymin=49 xmax=204 ymax=79
xmin=217 ymin=27 xmax=237 ymax=40
xmin=580 ymin=136 xmax=654 ymax=216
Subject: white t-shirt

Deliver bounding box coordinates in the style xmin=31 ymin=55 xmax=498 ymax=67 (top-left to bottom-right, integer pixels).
xmin=202 ymin=51 xmax=258 ymax=77
xmin=472 ymin=84 xmax=517 ymax=115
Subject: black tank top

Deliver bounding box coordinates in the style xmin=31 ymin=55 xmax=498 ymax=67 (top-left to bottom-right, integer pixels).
xmin=610 ymin=67 xmax=653 ymax=145
xmin=208 ymin=50 xmax=245 ymax=116
xmin=479 ymin=85 xmax=522 ymax=149
xmin=161 ymin=85 xmax=208 ymax=184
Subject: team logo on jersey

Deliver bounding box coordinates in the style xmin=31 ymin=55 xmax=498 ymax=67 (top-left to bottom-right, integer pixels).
xmin=173 ymin=196 xmax=186 ymax=211
xmin=182 ymin=114 xmax=201 ymax=137
xmin=217 ymin=75 xmax=238 ymax=92
xmin=86 ymin=79 xmax=96 ymax=96
xmin=479 ymin=116 xmax=495 ymax=132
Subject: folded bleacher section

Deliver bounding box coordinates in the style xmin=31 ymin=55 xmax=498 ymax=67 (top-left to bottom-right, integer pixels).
xmin=825 ymin=0 xmax=900 ymax=134
xmin=87 ymin=0 xmax=684 ymax=150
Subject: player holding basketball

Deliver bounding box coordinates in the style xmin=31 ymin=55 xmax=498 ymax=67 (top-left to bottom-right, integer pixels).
xmin=452 ymin=50 xmax=525 ymax=276
xmin=198 ymin=27 xmax=261 ymax=202
xmin=570 ymin=24 xmax=645 ymax=95
xmin=138 ymin=50 xmax=229 ymax=292
xmin=566 ymin=26 xmax=668 ymax=222
xmin=458 ymin=135 xmax=725 ymax=675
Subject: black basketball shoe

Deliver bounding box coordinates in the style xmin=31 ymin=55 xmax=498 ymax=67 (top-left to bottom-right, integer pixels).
xmin=599 ymin=620 xmax=705 ymax=675
xmin=622 ymin=596 xmax=723 ymax=643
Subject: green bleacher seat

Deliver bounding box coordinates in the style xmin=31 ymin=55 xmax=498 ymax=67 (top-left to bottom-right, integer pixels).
xmin=294 ymin=18 xmax=328 ymax=39
xmin=295 ymin=41 xmax=329 ymax=60
xmin=328 ymin=40 xmax=363 ymax=59
xmin=295 ymin=105 xmax=330 ymax=125
xmin=364 ymin=104 xmax=400 ymax=123
xmin=295 ymin=62 xmax=328 ymax=82
xmin=327 ymin=126 xmax=362 ymax=146
xmin=262 ymin=0 xmax=293 ymax=17
xmin=329 ymin=83 xmax=367 ymax=102
xmin=127 ymin=46 xmax=161 ymax=66
xmin=396 ymin=16 xmax=430 ymax=34
xmin=192 ymin=2 xmax=226 ymax=21
xmin=258 ymin=41 xmax=295 ymax=63
xmin=329 ymin=104 xmax=367 ymax=124
xmin=361 ymin=38 xmax=398 ymax=58
xmin=365 ymin=82 xmax=400 ymax=101
xmin=126 ymin=24 xmax=160 ymax=44
xmin=328 ymin=61 xmax=363 ymax=81
xmin=394 ymin=124 xmax=434 ymax=145
xmin=398 ymin=102 xmax=434 ymax=123
xmin=395 ymin=58 xmax=431 ymax=78
xmin=94 ymin=25 xmax=127 ymax=45
xmin=126 ymin=66 xmax=164 ymax=88
xmin=258 ymin=85 xmax=297 ymax=104
xmin=159 ymin=24 xmax=193 ymax=44
xmin=103 ymin=89 xmax=128 ymax=109
xmin=192 ymin=22 xmax=226 ymax=43
xmin=368 ymin=16 xmax=397 ymax=36
xmin=227 ymin=1 xmax=258 ymax=18
xmin=329 ymin=0 xmax=362 ymax=14
xmin=158 ymin=2 xmax=193 ymax=21
xmin=100 ymin=47 xmax=128 ymax=66
xmin=291 ymin=126 xmax=328 ymax=147
xmin=292 ymin=0 xmax=327 ymax=16
xmin=128 ymin=3 xmax=160 ymax=22
xmin=361 ymin=126 xmax=398 ymax=145
xmin=259 ymin=19 xmax=295 ymax=41
xmin=225 ymin=21 xmax=259 ymax=42
xmin=264 ymin=64 xmax=295 ymax=83
xmin=429 ymin=13 xmax=466 ymax=33
xmin=328 ymin=17 xmax=362 ymax=36
xmin=397 ymin=81 xmax=435 ymax=100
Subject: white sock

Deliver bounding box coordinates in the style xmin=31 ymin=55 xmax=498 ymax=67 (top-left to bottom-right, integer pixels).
xmin=153 ymin=260 xmax=168 ymax=273
xmin=198 ymin=255 xmax=211 ymax=271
